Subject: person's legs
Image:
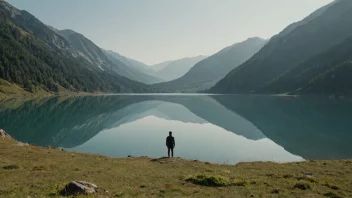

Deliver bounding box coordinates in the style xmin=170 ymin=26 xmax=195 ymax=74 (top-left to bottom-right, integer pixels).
xmin=171 ymin=147 xmax=174 ymax=157
xmin=167 ymin=147 xmax=170 ymax=157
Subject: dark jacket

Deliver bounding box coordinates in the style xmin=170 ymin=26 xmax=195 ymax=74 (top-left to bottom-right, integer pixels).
xmin=166 ymin=136 xmax=175 ymax=148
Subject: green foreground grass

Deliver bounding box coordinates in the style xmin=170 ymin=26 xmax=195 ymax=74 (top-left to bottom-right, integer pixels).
xmin=0 ymin=137 xmax=351 ymax=198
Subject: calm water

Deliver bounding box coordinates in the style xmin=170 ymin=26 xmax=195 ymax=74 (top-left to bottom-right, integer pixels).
xmin=1 ymin=95 xmax=352 ymax=164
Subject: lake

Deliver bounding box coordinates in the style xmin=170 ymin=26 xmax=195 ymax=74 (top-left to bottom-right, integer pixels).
xmin=1 ymin=94 xmax=352 ymax=164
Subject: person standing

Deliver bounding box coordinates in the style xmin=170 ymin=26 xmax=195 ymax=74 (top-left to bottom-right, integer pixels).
xmin=166 ymin=131 xmax=175 ymax=158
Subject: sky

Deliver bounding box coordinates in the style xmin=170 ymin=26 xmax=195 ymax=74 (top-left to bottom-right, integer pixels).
xmin=7 ymin=0 xmax=334 ymax=65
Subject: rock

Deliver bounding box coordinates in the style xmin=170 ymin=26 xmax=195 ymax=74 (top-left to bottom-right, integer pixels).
xmin=304 ymin=173 xmax=313 ymax=178
xmin=60 ymin=181 xmax=97 ymax=196
xmin=16 ymin=142 xmax=29 ymax=146
xmin=0 ymin=129 xmax=10 ymax=137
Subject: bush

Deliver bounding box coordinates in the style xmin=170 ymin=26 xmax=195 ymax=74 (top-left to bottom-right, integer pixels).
xmin=185 ymin=175 xmax=229 ymax=187
xmin=2 ymin=164 xmax=19 ymax=170
xmin=294 ymin=182 xmax=311 ymax=190
xmin=323 ymin=192 xmax=342 ymax=198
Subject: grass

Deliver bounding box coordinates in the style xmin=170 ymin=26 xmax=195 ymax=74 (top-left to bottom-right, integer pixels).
xmin=0 ymin=79 xmax=34 ymax=100
xmin=0 ymin=137 xmax=351 ymax=197
xmin=0 ymin=79 xmax=101 ymax=99
xmin=0 ymin=79 xmax=54 ymax=101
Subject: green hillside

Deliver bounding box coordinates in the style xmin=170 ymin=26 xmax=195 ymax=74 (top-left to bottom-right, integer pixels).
xmin=0 ymin=1 xmax=147 ymax=97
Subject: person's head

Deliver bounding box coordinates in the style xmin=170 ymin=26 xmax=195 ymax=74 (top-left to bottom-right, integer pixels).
xmin=169 ymin=131 xmax=172 ymax=136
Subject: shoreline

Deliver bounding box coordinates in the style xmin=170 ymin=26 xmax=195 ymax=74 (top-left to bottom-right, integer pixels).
xmin=1 ymin=92 xmax=342 ymax=101
xmin=0 ymin=136 xmax=351 ymax=197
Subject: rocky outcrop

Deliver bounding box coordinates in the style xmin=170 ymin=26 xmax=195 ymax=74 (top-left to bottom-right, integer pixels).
xmin=60 ymin=181 xmax=97 ymax=196
xmin=0 ymin=129 xmax=10 ymax=137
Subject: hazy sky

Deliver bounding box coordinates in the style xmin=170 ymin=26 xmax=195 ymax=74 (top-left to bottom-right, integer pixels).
xmin=7 ymin=0 xmax=333 ymax=65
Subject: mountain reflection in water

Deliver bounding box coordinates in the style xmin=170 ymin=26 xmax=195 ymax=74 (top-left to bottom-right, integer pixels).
xmin=1 ymin=95 xmax=351 ymax=163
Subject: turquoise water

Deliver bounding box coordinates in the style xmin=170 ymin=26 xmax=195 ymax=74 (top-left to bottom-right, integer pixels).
xmin=1 ymin=95 xmax=351 ymax=164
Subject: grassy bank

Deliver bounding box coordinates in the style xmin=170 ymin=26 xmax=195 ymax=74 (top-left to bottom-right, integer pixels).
xmin=0 ymin=79 xmax=103 ymax=101
xmin=0 ymin=137 xmax=351 ymax=197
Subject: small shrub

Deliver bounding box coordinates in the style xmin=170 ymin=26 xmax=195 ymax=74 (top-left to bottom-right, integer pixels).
xmin=50 ymin=184 xmax=65 ymax=196
xmin=32 ymin=165 xmax=46 ymax=171
xmin=232 ymin=180 xmax=247 ymax=186
xmin=271 ymin=189 xmax=280 ymax=194
xmin=185 ymin=175 xmax=229 ymax=187
xmin=294 ymin=182 xmax=311 ymax=190
xmin=324 ymin=184 xmax=339 ymax=190
xmin=158 ymin=190 xmax=166 ymax=196
xmin=114 ymin=193 xmax=124 ymax=197
xmin=323 ymin=192 xmax=342 ymax=198
xmin=2 ymin=165 xmax=19 ymax=170
xmin=297 ymin=176 xmax=317 ymax=184
xmin=283 ymin=174 xmax=293 ymax=178
xmin=250 ymin=181 xmax=257 ymax=185
xmin=139 ymin=185 xmax=146 ymax=189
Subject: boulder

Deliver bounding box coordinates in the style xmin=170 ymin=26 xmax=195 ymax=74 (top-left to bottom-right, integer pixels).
xmin=0 ymin=129 xmax=10 ymax=137
xmin=60 ymin=181 xmax=97 ymax=196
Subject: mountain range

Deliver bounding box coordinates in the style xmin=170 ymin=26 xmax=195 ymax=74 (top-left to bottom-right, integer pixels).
xmin=101 ymin=49 xmax=164 ymax=83
xmin=151 ymin=56 xmax=207 ymax=81
xmin=102 ymin=51 xmax=207 ymax=83
xmin=152 ymin=37 xmax=267 ymax=92
xmin=210 ymin=0 xmax=352 ymax=95
xmin=2 ymin=0 xmax=352 ymax=96
xmin=0 ymin=0 xmax=147 ymax=93
xmin=0 ymin=1 xmax=206 ymax=94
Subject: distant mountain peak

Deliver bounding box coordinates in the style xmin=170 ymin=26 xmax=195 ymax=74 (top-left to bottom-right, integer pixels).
xmin=152 ymin=56 xmax=208 ymax=81
xmin=246 ymin=37 xmax=266 ymax=41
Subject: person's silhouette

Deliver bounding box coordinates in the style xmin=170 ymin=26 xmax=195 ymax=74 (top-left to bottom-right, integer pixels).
xmin=166 ymin=131 xmax=175 ymax=158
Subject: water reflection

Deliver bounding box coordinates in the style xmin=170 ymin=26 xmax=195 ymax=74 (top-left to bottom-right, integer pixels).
xmin=212 ymin=95 xmax=352 ymax=160
xmin=68 ymin=116 xmax=302 ymax=164
xmin=1 ymin=94 xmax=351 ymax=163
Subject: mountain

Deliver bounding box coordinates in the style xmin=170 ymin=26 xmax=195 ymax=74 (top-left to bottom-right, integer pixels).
xmin=278 ymin=0 xmax=338 ymax=37
xmin=260 ymin=35 xmax=352 ymax=95
xmin=211 ymin=0 xmax=352 ymax=94
xmin=58 ymin=30 xmax=163 ymax=85
xmin=103 ymin=50 xmax=162 ymax=83
xmin=154 ymin=56 xmax=207 ymax=81
xmin=151 ymin=37 xmax=267 ymax=92
xmin=104 ymin=51 xmax=207 ymax=83
xmin=0 ymin=1 xmax=147 ymax=94
xmin=151 ymin=61 xmax=173 ymax=71
xmin=58 ymin=29 xmax=114 ymax=71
